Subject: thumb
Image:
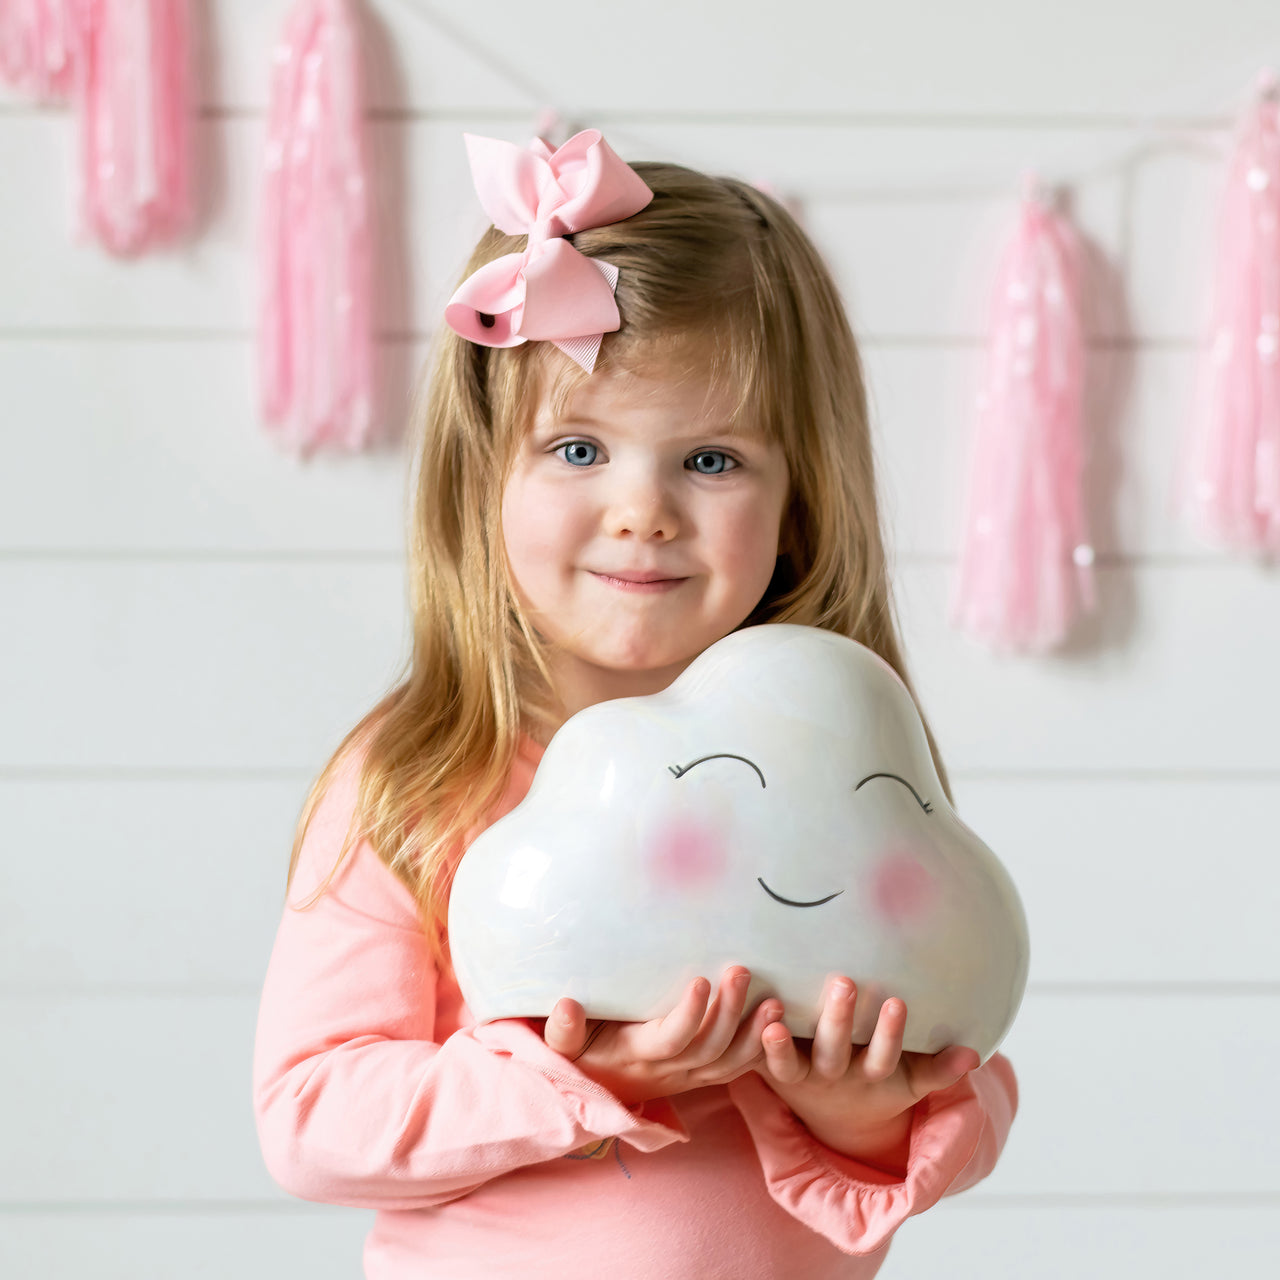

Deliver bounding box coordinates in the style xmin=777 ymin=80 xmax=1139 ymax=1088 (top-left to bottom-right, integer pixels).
xmin=915 ymin=1045 xmax=981 ymax=1097
xmin=543 ymin=997 xmax=589 ymax=1059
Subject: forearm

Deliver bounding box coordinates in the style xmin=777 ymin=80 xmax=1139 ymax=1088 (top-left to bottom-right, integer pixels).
xmin=254 ymin=1018 xmax=685 ymax=1208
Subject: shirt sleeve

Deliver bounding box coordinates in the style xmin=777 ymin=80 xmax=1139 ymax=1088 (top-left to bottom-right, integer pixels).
xmin=727 ymin=1053 xmax=1018 ymax=1256
xmin=252 ymin=758 xmax=687 ymax=1211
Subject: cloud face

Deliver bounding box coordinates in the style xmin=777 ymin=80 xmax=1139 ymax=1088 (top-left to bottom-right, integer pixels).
xmin=450 ymin=625 xmax=1029 ymax=1060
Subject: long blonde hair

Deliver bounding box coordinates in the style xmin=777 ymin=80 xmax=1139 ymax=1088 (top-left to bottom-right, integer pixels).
xmin=288 ymin=159 xmax=950 ymax=957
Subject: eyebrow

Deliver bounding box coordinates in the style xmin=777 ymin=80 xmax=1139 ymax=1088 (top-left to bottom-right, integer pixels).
xmin=555 ymin=413 xmax=748 ymax=437
xmin=669 ymin=754 xmax=767 ymax=788
xmin=854 ymin=772 xmax=933 ymax=814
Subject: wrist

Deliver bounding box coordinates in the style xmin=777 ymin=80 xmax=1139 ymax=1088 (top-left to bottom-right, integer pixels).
xmin=798 ymin=1105 xmax=915 ymax=1174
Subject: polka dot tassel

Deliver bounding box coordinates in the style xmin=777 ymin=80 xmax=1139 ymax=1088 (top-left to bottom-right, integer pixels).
xmin=79 ymin=0 xmax=192 ymax=256
xmin=260 ymin=0 xmax=373 ymax=454
xmin=951 ymin=176 xmax=1094 ymax=653
xmin=1180 ymin=72 xmax=1280 ymax=551
xmin=0 ymin=0 xmax=81 ymax=101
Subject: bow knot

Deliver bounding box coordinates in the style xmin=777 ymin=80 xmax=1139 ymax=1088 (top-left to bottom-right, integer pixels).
xmin=444 ymin=130 xmax=653 ymax=372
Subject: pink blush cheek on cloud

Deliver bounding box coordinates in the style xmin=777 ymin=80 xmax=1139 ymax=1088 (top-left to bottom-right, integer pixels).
xmin=647 ymin=818 xmax=730 ymax=891
xmin=870 ymin=850 xmax=937 ymax=925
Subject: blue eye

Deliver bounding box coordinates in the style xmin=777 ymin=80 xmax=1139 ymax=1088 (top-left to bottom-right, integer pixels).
xmin=688 ymin=450 xmax=735 ymax=475
xmin=557 ymin=441 xmax=599 ymax=467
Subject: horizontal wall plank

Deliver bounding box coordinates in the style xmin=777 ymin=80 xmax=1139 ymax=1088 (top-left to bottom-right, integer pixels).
xmin=5 ymin=1 xmax=1268 ymax=119
xmin=889 ymin=1203 xmax=1280 ymax=1278
xmin=0 ymin=991 xmax=1274 ymax=1200
xmin=200 ymin=1 xmax=1280 ymax=120
xmin=632 ymin=119 xmax=1222 ymax=346
xmin=0 ymin=339 xmax=417 ymax=554
xmin=2 ymin=778 xmax=1276 ymax=990
xmin=0 ymin=994 xmax=280 ymax=1201
xmin=0 ymin=340 xmax=1213 ymax=560
xmin=201 ymin=0 xmax=531 ymax=116
xmin=896 ymin=563 xmax=1280 ymax=773
xmin=0 ymin=1203 xmax=1276 ymax=1279
xmin=0 ymin=117 xmax=252 ymax=331
xmin=0 ymin=1208 xmax=371 ymax=1280
xmin=4 ymin=562 xmax=1277 ymax=773
xmin=0 ymin=115 xmax=1228 ymax=342
xmin=974 ymin=993 xmax=1279 ymax=1198
xmin=0 ymin=561 xmax=407 ymax=774
xmin=0 ymin=778 xmax=305 ymax=990
xmin=956 ymin=778 xmax=1280 ymax=987
xmin=869 ymin=345 xmax=1211 ymax=562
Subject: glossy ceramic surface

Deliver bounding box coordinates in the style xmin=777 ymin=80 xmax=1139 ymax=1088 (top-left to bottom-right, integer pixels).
xmin=449 ymin=624 xmax=1029 ymax=1060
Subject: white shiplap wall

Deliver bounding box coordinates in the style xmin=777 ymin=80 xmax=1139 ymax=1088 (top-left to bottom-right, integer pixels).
xmin=3 ymin=2 xmax=1279 ymax=1276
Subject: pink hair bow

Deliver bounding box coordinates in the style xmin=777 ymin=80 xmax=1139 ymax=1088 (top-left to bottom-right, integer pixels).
xmin=444 ymin=129 xmax=653 ymax=373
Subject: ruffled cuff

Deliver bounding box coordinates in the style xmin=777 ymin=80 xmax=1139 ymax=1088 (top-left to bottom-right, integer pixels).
xmin=727 ymin=1072 xmax=988 ymax=1257
xmin=470 ymin=1019 xmax=690 ymax=1154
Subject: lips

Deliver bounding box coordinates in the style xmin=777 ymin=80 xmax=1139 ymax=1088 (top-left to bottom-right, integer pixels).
xmin=592 ymin=568 xmax=682 ymax=582
xmin=589 ymin=569 xmax=688 ymax=589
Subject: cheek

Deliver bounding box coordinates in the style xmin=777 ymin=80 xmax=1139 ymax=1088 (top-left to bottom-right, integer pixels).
xmin=869 ymin=849 xmax=937 ymax=925
xmin=647 ymin=816 xmax=730 ymax=891
xmin=502 ymin=480 xmax=574 ymax=585
xmin=712 ymin=504 xmax=784 ymax=594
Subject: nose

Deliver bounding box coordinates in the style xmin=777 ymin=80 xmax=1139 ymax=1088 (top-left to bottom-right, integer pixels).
xmin=603 ymin=466 xmax=680 ymax=541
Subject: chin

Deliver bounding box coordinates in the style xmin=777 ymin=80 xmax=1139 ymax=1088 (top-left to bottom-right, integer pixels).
xmin=579 ymin=650 xmax=696 ymax=698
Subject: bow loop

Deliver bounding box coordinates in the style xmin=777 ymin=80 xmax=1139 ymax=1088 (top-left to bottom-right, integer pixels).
xmin=463 ymin=134 xmax=558 ymax=237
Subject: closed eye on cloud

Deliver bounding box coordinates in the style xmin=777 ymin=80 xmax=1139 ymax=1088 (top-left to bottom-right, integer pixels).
xmin=668 ymin=753 xmax=767 ymax=788
xmin=855 ymin=772 xmax=933 ymax=814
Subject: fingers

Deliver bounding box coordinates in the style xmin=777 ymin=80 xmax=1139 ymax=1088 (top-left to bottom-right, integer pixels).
xmin=860 ymin=996 xmax=907 ymax=1081
xmin=648 ymin=967 xmax=756 ymax=1065
xmin=809 ymin=977 xmax=856 ymax=1079
xmin=686 ymin=967 xmax=752 ymax=1061
xmin=645 ymin=976 xmax=713 ymax=1058
xmin=543 ymin=997 xmax=588 ymax=1058
xmin=716 ymin=992 xmax=782 ymax=1075
xmin=742 ymin=995 xmax=783 ymax=1049
xmin=761 ymin=1016 xmax=808 ymax=1084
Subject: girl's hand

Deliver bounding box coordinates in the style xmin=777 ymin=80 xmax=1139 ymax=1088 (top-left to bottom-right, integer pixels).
xmin=542 ymin=967 xmax=780 ymax=1106
xmin=758 ymin=978 xmax=981 ymax=1168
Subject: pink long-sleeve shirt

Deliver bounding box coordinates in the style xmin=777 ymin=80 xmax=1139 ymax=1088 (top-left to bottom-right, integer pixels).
xmin=253 ymin=741 xmax=1018 ymax=1280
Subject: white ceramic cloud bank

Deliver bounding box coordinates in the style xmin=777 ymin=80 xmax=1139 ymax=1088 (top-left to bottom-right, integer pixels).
xmin=450 ymin=624 xmax=1029 ymax=1061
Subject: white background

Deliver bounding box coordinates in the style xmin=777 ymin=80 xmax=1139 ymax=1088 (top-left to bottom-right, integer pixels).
xmin=2 ymin=1 xmax=1279 ymax=1275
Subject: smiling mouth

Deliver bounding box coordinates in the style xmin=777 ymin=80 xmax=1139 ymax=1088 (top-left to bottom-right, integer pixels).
xmin=757 ymin=877 xmax=844 ymax=908
xmin=591 ymin=572 xmax=686 ymax=592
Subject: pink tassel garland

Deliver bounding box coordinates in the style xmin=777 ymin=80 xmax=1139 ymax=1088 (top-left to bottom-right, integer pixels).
xmin=0 ymin=0 xmax=81 ymax=100
xmin=260 ymin=0 xmax=373 ymax=454
xmin=1180 ymin=72 xmax=1280 ymax=551
xmin=951 ymin=178 xmax=1094 ymax=653
xmin=78 ymin=0 xmax=191 ymax=255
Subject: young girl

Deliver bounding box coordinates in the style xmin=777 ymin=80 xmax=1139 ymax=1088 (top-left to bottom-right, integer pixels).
xmin=253 ymin=130 xmax=1018 ymax=1280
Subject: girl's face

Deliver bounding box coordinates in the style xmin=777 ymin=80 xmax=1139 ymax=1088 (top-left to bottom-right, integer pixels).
xmin=502 ymin=360 xmax=790 ymax=718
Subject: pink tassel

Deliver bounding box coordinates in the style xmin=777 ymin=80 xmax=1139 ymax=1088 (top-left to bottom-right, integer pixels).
xmin=1180 ymin=72 xmax=1280 ymax=551
xmin=260 ymin=0 xmax=373 ymax=454
xmin=78 ymin=0 xmax=191 ymax=256
xmin=0 ymin=0 xmax=82 ymax=100
xmin=951 ymin=176 xmax=1094 ymax=653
